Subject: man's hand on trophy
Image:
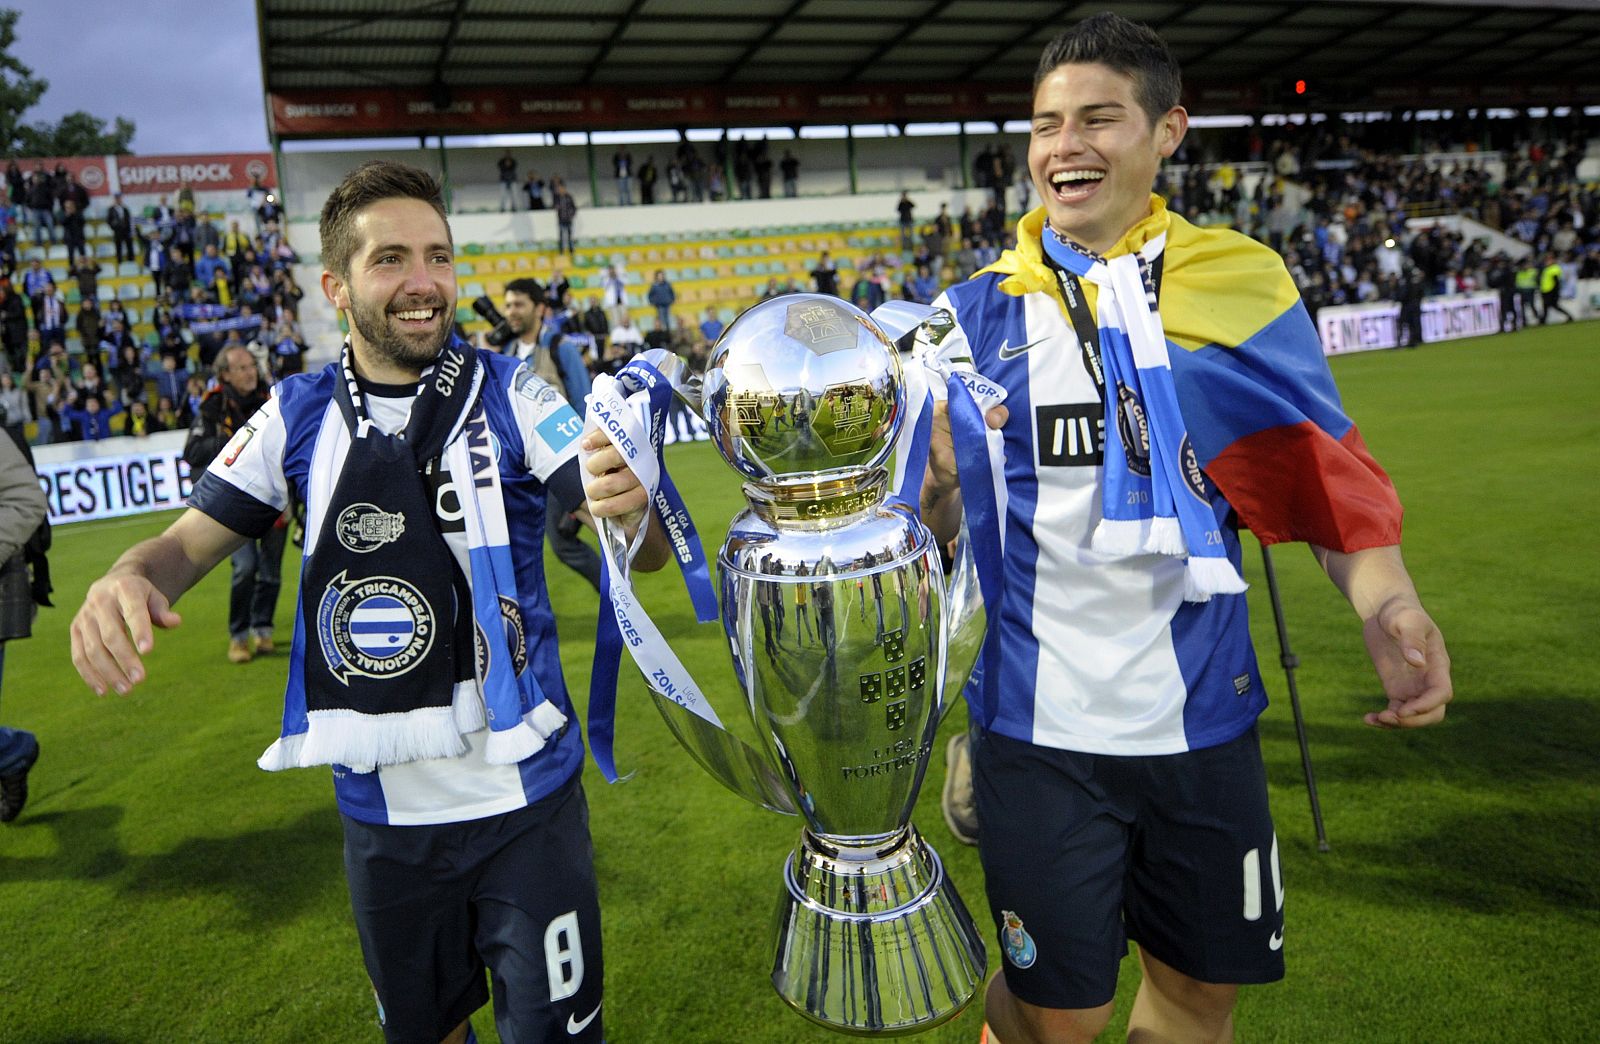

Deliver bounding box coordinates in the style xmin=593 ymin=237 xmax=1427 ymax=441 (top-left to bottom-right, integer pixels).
xmin=580 ymin=429 xmax=671 ymax=572
xmin=920 ymin=399 xmax=1007 ymax=547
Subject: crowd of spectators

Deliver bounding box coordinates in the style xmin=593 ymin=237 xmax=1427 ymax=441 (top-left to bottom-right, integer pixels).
xmin=1157 ymin=129 xmax=1598 ymax=324
xmin=3 ymin=125 xmax=1589 ymax=447
xmin=0 ymin=163 xmax=309 ymax=444
xmin=496 ymin=133 xmax=803 ymax=218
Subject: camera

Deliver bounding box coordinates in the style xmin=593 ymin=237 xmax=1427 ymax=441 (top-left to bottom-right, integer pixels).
xmin=472 ymin=296 xmax=515 ymax=347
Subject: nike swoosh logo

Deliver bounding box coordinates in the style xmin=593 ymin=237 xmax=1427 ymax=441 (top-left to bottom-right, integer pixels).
xmin=1269 ymin=928 xmax=1284 ymax=951
xmin=568 ymin=1001 xmax=602 ymax=1035
xmin=997 ymin=336 xmax=1050 ymax=360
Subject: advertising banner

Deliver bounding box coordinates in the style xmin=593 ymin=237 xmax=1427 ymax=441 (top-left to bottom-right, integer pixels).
xmin=34 ymin=432 xmax=194 ymax=525
xmin=20 ymin=153 xmax=276 ymax=197
xmin=1316 ymin=292 xmax=1501 ymax=356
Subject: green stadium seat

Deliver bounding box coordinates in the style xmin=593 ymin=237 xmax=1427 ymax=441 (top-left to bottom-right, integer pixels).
xmin=462 ymin=243 xmax=484 ymax=255
xmin=46 ymin=244 xmax=67 ymax=261
xmin=97 ymin=284 xmax=115 ymax=303
xmin=455 ymin=262 xmax=474 ymax=276
xmin=462 ymin=282 xmax=485 ymax=299
xmin=119 ymin=283 xmax=142 ymax=301
xmin=118 ymin=261 xmax=141 ymax=277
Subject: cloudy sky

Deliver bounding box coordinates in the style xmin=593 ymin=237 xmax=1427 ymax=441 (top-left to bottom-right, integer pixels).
xmin=11 ymin=0 xmax=269 ymax=155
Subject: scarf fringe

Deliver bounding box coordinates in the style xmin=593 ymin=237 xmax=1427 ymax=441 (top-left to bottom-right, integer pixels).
xmin=1183 ymin=555 xmax=1249 ymax=602
xmin=1092 ymin=518 xmax=1150 ymax=556
xmin=484 ymin=701 xmax=570 ymax=765
xmin=453 ymin=681 xmax=486 ymax=733
xmin=262 ymin=707 xmax=470 ymax=774
xmin=1145 ymin=516 xmax=1187 ymax=556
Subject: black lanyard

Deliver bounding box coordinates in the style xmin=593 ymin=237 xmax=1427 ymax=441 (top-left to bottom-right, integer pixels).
xmin=1045 ymin=253 xmax=1165 ymax=396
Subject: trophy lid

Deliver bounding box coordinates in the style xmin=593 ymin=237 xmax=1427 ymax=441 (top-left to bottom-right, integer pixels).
xmin=701 ymin=294 xmax=905 ymax=485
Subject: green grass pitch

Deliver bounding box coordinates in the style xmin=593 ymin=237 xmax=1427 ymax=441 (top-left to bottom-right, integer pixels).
xmin=1 ymin=322 xmax=1596 ymax=1042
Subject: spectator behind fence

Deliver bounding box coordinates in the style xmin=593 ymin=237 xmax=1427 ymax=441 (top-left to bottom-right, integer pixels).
xmin=647 ymin=269 xmax=675 ymax=332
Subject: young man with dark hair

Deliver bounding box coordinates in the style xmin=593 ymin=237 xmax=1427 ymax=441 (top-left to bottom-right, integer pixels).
xmin=71 ymin=160 xmax=669 ymax=1044
xmin=916 ymin=13 xmax=1453 ymax=1043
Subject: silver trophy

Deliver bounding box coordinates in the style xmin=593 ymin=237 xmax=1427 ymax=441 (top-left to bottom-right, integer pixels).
xmin=606 ymin=295 xmax=988 ymax=1035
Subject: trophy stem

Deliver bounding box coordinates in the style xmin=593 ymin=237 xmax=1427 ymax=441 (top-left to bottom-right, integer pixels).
xmin=771 ymin=825 xmax=986 ymax=1036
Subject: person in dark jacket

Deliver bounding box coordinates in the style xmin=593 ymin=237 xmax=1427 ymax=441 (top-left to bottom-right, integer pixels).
xmin=182 ymin=346 xmax=284 ymax=663
xmin=0 ymin=433 xmax=47 ymax=822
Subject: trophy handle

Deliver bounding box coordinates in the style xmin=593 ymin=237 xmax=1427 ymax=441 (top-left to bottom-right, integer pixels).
xmin=648 ymin=693 xmax=800 ymax=815
xmin=939 ymin=518 xmax=987 ymax=725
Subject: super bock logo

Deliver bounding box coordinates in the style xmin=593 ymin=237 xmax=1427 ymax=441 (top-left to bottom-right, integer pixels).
xmin=335 ymin=503 xmax=406 ymax=553
xmin=317 ymin=571 xmax=434 ymax=684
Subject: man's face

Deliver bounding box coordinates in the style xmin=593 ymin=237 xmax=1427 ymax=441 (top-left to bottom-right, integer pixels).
xmin=1028 ymin=62 xmax=1186 ymax=254
xmin=325 ymin=197 xmax=456 ymax=375
xmin=219 ymin=350 xmax=259 ymax=395
xmin=503 ymin=289 xmax=542 ymax=339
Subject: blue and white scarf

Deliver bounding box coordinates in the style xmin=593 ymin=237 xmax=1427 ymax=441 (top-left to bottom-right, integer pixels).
xmin=1041 ymin=226 xmax=1247 ymax=601
xmin=259 ymin=343 xmax=565 ymax=774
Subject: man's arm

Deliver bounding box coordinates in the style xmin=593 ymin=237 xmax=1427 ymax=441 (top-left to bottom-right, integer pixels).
xmin=70 ymin=509 xmax=248 ymax=696
xmin=1312 ymin=543 xmax=1452 ymax=729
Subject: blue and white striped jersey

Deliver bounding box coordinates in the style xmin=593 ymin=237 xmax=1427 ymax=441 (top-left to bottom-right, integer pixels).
xmin=925 ymin=263 xmax=1268 ymax=757
xmin=190 ymin=352 xmax=589 ymax=824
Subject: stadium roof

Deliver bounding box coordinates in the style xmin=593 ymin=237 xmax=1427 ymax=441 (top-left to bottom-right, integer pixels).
xmin=257 ymin=0 xmax=1600 ymax=139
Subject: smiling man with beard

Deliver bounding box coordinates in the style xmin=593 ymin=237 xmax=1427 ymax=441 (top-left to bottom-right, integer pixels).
xmin=70 ymin=161 xmax=669 ymax=1044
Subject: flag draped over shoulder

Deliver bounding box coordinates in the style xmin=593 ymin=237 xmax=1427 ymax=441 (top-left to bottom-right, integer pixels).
xmin=981 ymin=198 xmax=1402 ymax=552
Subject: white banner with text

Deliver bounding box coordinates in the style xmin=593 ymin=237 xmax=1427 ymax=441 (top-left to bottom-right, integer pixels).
xmin=1317 ymin=292 xmax=1502 ymax=356
xmin=34 ymin=432 xmax=194 ymax=526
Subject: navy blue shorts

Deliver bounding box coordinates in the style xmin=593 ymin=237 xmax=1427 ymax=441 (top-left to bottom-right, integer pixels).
xmin=973 ymin=725 xmax=1285 ymax=1010
xmin=341 ymin=775 xmax=605 ymax=1043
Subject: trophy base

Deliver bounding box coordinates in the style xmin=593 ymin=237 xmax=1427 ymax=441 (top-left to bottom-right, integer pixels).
xmin=771 ymin=824 xmax=987 ymax=1036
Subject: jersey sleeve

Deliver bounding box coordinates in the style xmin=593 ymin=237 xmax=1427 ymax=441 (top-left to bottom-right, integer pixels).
xmin=187 ymin=391 xmax=289 ymax=537
xmin=509 ymin=362 xmax=585 ymax=482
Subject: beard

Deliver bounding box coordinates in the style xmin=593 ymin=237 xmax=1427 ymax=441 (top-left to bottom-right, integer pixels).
xmin=347 ymin=286 xmax=453 ymax=373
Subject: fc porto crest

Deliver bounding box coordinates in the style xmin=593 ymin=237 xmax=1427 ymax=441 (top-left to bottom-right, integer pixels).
xmin=317 ymin=571 xmax=434 ymax=684
xmin=335 ymin=503 xmax=406 ymax=553
xmin=1000 ymin=910 xmax=1037 ymax=969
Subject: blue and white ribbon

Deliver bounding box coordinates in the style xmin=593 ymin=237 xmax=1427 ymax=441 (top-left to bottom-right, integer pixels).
xmin=582 ymin=362 xmax=722 ymax=782
xmin=922 ymin=346 xmax=1009 ymax=729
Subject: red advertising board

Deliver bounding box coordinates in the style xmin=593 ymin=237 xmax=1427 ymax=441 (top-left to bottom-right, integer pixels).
xmin=269 ymin=80 xmax=1587 ymax=138
xmin=267 ymin=84 xmax=1044 ymax=137
xmin=19 ymin=153 xmax=276 ymax=196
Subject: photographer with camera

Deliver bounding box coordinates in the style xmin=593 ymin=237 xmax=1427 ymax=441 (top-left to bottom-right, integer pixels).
xmin=475 ymin=279 xmax=602 ymax=593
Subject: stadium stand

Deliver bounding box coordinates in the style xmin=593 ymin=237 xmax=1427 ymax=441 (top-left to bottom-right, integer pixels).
xmin=4 ymin=126 xmax=1597 ymax=446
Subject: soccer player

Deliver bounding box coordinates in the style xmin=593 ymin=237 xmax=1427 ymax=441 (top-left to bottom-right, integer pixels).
xmin=70 ymin=161 xmax=668 ymax=1044
xmin=918 ymin=14 xmax=1453 ymax=1043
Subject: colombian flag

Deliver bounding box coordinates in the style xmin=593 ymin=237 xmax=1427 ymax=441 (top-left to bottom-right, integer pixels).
xmin=985 ymin=199 xmax=1402 ymax=552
